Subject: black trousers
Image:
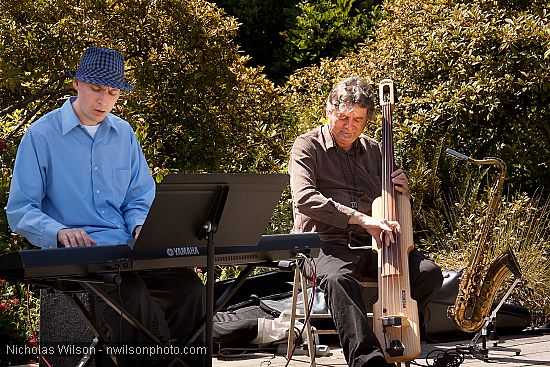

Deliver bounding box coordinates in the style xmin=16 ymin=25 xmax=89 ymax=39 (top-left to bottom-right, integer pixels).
xmin=314 ymin=245 xmax=443 ymax=367
xmin=101 ymin=268 xmax=206 ymax=367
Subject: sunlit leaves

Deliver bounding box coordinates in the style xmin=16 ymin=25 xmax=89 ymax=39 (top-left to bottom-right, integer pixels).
xmin=0 ymin=0 xmax=292 ymax=178
xmin=285 ymin=0 xmax=550 ymax=195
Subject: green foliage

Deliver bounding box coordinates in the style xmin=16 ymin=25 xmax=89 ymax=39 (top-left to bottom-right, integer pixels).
xmin=1 ymin=145 xmax=40 ymax=355
xmin=493 ymin=194 xmax=550 ymax=316
xmin=284 ymin=0 xmax=550 ymax=317
xmin=213 ymin=0 xmax=381 ymax=83
xmin=389 ymin=0 xmax=550 ymax=196
xmin=211 ymin=0 xmax=301 ymax=82
xmin=0 ymin=0 xmax=292 ymax=179
xmin=284 ymin=0 xmax=550 ymax=207
xmin=0 ymin=144 xmax=15 ymax=244
xmin=0 ymin=0 xmax=295 ymax=244
xmin=275 ymin=0 xmax=381 ymax=78
xmin=0 ymin=279 xmax=40 ymax=349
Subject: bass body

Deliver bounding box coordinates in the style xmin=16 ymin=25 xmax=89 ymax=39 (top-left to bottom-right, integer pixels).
xmin=372 ymin=187 xmax=421 ymax=362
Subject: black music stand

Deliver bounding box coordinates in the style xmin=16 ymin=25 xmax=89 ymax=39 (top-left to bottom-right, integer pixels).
xmin=132 ymin=173 xmax=289 ymax=366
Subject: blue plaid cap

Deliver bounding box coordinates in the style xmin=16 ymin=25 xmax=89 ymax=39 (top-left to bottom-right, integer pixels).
xmin=69 ymin=47 xmax=134 ymax=91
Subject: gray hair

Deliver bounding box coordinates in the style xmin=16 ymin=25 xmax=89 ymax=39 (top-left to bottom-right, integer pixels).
xmin=326 ymin=77 xmax=375 ymax=120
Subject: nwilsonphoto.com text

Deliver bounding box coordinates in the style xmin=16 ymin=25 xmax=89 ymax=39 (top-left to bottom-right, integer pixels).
xmin=5 ymin=343 xmax=206 ymax=356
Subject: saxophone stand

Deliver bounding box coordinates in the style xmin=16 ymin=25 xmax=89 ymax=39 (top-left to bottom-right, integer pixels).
xmin=456 ymin=277 xmax=522 ymax=362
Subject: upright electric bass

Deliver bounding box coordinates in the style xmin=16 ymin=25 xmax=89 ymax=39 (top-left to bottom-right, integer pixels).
xmin=371 ymin=79 xmax=421 ymax=363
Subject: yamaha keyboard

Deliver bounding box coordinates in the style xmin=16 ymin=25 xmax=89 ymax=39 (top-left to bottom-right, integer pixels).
xmin=0 ymin=233 xmax=321 ymax=280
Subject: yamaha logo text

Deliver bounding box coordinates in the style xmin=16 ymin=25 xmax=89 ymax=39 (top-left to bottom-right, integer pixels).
xmin=166 ymin=246 xmax=200 ymax=257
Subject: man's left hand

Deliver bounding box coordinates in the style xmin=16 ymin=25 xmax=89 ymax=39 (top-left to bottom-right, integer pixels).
xmin=391 ymin=168 xmax=410 ymax=198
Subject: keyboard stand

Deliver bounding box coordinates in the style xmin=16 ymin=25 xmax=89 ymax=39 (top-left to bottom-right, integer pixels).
xmin=49 ymin=261 xmax=269 ymax=367
xmin=81 ymin=280 xmax=190 ymax=367
xmin=64 ymin=290 xmax=117 ymax=367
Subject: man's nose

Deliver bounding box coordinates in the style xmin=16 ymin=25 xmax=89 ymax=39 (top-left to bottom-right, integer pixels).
xmin=97 ymin=92 xmax=106 ymax=105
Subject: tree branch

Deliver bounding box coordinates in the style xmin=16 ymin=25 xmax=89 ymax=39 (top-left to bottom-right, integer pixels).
xmin=0 ymin=72 xmax=70 ymax=118
xmin=2 ymin=76 xmax=70 ymax=142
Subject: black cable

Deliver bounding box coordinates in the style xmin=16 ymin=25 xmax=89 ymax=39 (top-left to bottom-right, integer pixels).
xmin=425 ymin=349 xmax=465 ymax=367
xmin=217 ymin=346 xmax=277 ymax=357
xmin=259 ymin=354 xmax=276 ymax=366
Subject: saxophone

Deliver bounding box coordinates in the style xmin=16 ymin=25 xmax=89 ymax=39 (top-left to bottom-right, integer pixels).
xmin=446 ymin=149 xmax=522 ymax=333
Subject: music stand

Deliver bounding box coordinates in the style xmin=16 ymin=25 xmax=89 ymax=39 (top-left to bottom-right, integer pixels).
xmin=133 ymin=173 xmax=289 ymax=366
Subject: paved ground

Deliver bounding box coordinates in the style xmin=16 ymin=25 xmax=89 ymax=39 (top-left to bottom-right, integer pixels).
xmin=213 ymin=332 xmax=550 ymax=367
xmin=14 ymin=332 xmax=549 ymax=366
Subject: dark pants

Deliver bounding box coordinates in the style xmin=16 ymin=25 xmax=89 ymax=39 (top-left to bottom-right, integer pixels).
xmin=314 ymin=245 xmax=443 ymax=367
xmin=101 ymin=268 xmax=206 ymax=367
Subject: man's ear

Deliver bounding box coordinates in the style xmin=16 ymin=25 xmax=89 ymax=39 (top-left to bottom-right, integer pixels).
xmin=72 ymin=79 xmax=79 ymax=89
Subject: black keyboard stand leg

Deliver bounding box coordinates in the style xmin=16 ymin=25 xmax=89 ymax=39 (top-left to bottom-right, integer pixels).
xmin=172 ymin=264 xmax=257 ymax=367
xmin=206 ymin=225 xmax=215 ymax=367
xmin=80 ymin=282 xmax=190 ymax=367
xmin=66 ymin=292 xmax=118 ymax=366
xmin=82 ymin=282 xmax=163 ymax=345
xmin=215 ymin=264 xmax=256 ymax=311
xmin=182 ymin=263 xmax=256 ymax=349
xmin=76 ymin=337 xmax=99 ymax=367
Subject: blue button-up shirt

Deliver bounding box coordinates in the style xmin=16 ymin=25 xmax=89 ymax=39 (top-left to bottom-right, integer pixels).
xmin=7 ymin=97 xmax=155 ymax=248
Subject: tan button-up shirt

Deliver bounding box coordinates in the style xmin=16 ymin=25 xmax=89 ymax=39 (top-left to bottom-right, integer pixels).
xmin=289 ymin=124 xmax=382 ymax=245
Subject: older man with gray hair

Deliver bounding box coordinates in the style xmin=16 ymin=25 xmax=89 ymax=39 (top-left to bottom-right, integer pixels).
xmin=289 ymin=76 xmax=443 ymax=367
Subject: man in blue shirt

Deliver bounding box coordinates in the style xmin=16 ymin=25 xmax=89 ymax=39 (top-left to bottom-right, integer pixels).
xmin=7 ymin=47 xmax=205 ymax=366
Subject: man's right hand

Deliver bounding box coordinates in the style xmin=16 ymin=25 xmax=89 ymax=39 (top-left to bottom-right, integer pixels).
xmin=348 ymin=211 xmax=400 ymax=248
xmin=57 ymin=228 xmax=97 ymax=247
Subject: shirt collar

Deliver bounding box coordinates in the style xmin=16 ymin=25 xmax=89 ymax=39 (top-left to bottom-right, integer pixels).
xmin=321 ymin=123 xmax=336 ymax=150
xmin=61 ymin=97 xmax=120 ymax=135
xmin=321 ymin=123 xmax=365 ymax=154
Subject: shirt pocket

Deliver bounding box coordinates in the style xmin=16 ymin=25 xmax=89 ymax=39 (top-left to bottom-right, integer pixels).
xmin=112 ymin=169 xmax=131 ymax=204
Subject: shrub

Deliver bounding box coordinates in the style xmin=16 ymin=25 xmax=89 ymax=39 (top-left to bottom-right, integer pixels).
xmin=274 ymin=0 xmax=381 ymax=80
xmin=0 ymin=279 xmax=40 ymax=365
xmin=0 ymin=0 xmax=293 ymax=178
xmin=283 ymin=0 xmax=550 ymax=318
xmin=0 ymin=0 xmax=293 ymax=347
xmin=212 ymin=0 xmax=382 ymax=83
xmin=283 ymin=0 xmax=550 ymax=231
